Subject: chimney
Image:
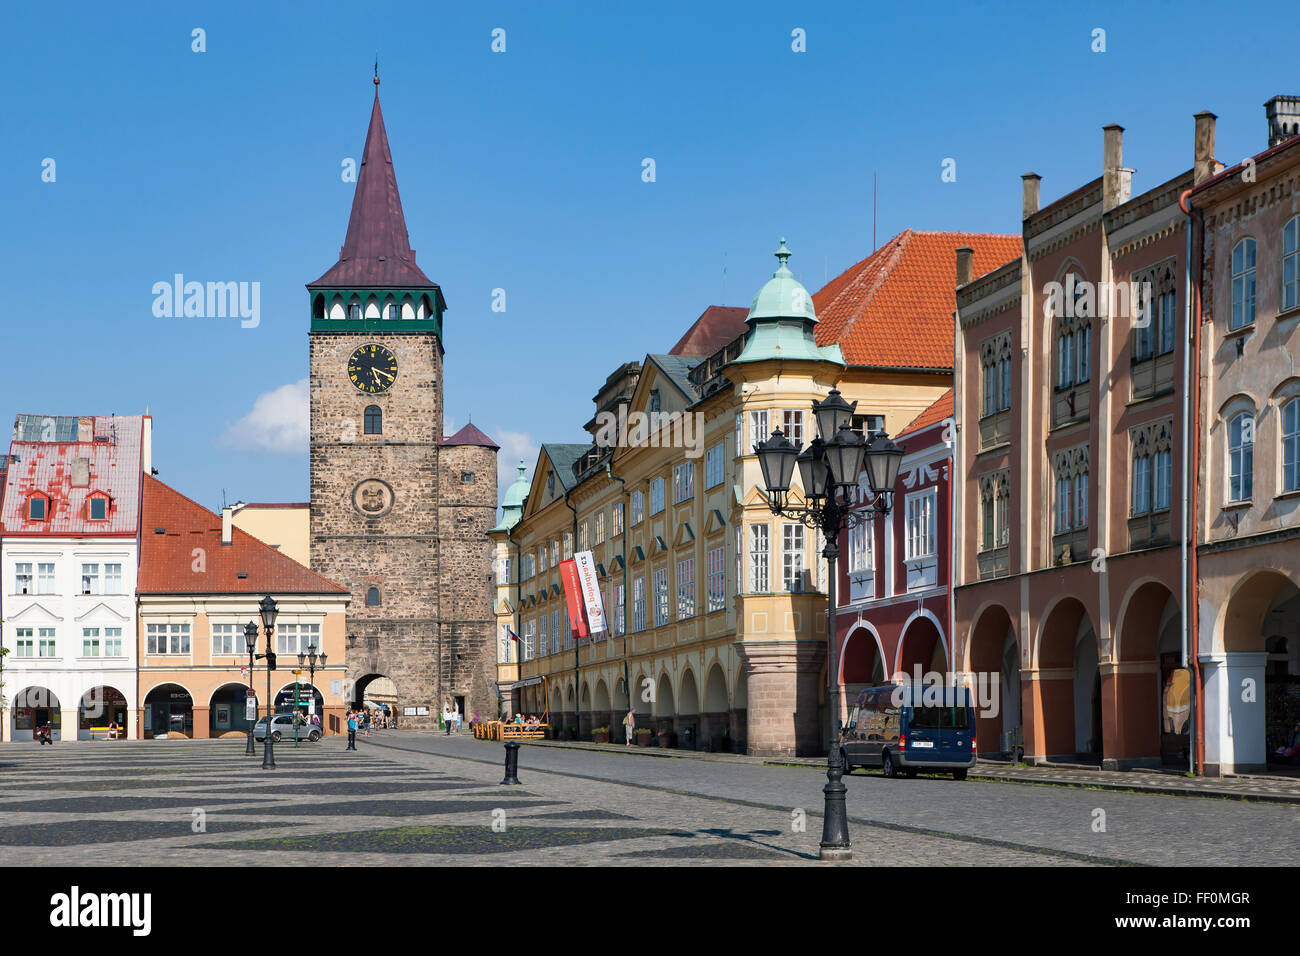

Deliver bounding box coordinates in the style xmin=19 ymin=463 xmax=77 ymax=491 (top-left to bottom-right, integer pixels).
xmin=956 ymin=246 xmax=974 ymax=287
xmin=70 ymin=457 xmax=90 ymax=487
xmin=1102 ymin=124 xmax=1130 ymax=210
xmin=77 ymin=417 xmax=93 ymax=443
xmin=1265 ymin=95 xmax=1300 ymax=149
xmin=1022 ymin=173 xmax=1041 ymax=219
xmin=221 ymin=505 xmax=234 ymax=545
xmin=1192 ymin=111 xmax=1218 ymax=186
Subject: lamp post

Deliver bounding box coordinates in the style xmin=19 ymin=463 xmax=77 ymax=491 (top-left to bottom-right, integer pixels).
xmin=243 ymin=621 xmax=259 ymax=756
xmin=298 ymin=643 xmax=325 ymax=742
xmin=754 ymin=388 xmax=904 ymax=861
xmin=257 ymin=595 xmax=279 ymax=769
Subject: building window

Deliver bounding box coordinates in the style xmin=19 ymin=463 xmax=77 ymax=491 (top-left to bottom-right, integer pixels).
xmin=550 ymin=539 xmax=559 ymax=566
xmin=783 ymin=410 xmax=804 ymax=447
xmin=524 ymin=620 xmax=535 ymax=660
xmin=103 ymin=627 xmax=122 ymax=657
xmin=782 ymin=523 xmax=804 ymax=592
xmin=276 ymin=622 xmax=319 ymax=655
xmin=358 ymin=404 xmax=381 ymax=434
xmin=748 ymin=524 xmax=770 ymax=592
xmin=1283 ymin=397 xmax=1300 ymax=493
xmin=366 ymin=587 xmax=380 ymax=606
xmin=633 ymin=576 xmax=646 ymax=632
xmin=1057 ymin=323 xmax=1075 ymax=387
xmin=15 ymin=628 xmax=33 ymax=657
xmin=147 ymin=623 xmax=191 ymax=655
xmin=851 ymin=414 xmax=886 ymax=440
xmin=613 ymin=502 xmax=625 ymax=536
xmin=27 ymin=495 xmax=47 ymax=520
xmin=88 ymin=495 xmax=108 ymax=520
xmin=387 ymin=301 xmax=400 ymax=320
xmin=211 ymin=623 xmax=240 ymax=655
xmin=631 ymin=490 xmax=644 ymax=525
xmin=1053 ymin=449 xmax=1089 ymax=533
xmin=706 ymin=546 xmax=726 ymax=613
xmin=1132 ymin=453 xmax=1152 ymax=515
xmin=1154 ymin=448 xmax=1172 ymax=512
xmin=705 ymin=443 xmax=724 ymax=489
xmin=650 ymin=477 xmax=665 ymax=515
xmin=653 ymin=567 xmax=669 ymax=626
xmin=348 ymin=299 xmax=361 ymax=320
xmin=104 ymin=563 xmax=122 ymax=593
xmin=905 ymin=489 xmax=937 ymax=560
xmin=578 ymin=522 xmax=588 ymax=552
xmin=979 ymin=472 xmax=1010 ymax=553
xmin=735 ymin=413 xmax=743 ymax=456
xmin=613 ymin=583 xmax=625 ymax=636
xmin=1284 ymin=216 xmax=1300 ymax=313
xmin=648 ymin=389 xmax=661 ymax=413
xmin=37 ymin=562 xmax=55 ymax=594
xmin=1157 ymin=291 xmax=1176 ymax=355
xmin=848 ymin=520 xmax=873 ymax=574
xmin=82 ymin=627 xmax=101 ymax=657
xmin=981 ymin=493 xmax=995 ymax=551
xmin=537 ymin=546 xmax=546 ymax=574
xmin=749 ymin=410 xmax=770 ymax=453
xmin=14 ymin=562 xmax=32 ymax=594
xmin=1231 ymin=238 xmax=1257 ymax=330
xmin=1228 ymin=412 xmax=1254 ymax=502
xmin=39 ymin=628 xmax=56 ymax=657
xmin=677 ymin=557 xmax=695 ymax=619
xmin=500 ymin=626 xmax=513 ymax=664
xmin=80 ymin=563 xmax=101 ymax=595
xmin=550 ymin=609 xmax=561 ymax=655
xmin=673 ymin=462 xmax=694 ymax=504
xmin=562 ymin=533 xmax=572 ymax=560
xmin=595 ymin=511 xmax=606 ymax=543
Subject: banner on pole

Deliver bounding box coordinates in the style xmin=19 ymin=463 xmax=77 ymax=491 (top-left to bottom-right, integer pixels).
xmin=559 ymin=558 xmax=589 ymax=639
xmin=574 ymin=550 xmax=607 ymax=635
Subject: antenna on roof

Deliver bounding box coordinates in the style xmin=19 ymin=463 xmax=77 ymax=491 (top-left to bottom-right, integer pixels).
xmin=722 ymin=251 xmax=727 ymax=305
xmin=873 ymin=170 xmax=878 ymax=253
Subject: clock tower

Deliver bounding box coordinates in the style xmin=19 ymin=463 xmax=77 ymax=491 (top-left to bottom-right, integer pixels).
xmin=307 ymin=78 xmax=498 ymax=727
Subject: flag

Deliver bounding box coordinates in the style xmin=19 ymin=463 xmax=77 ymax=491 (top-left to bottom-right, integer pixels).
xmin=507 ymin=628 xmax=521 ymax=643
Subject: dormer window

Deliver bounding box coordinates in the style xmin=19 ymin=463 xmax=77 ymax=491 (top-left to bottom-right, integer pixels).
xmin=649 ymin=389 xmax=661 ymax=413
xmin=27 ymin=494 xmax=49 ymax=521
xmin=87 ymin=494 xmax=109 ymax=520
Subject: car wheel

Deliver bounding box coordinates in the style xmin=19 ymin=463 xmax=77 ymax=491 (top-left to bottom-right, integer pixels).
xmin=840 ymin=749 xmax=853 ymax=775
xmin=271 ymin=731 xmax=282 ymax=742
xmin=953 ymin=769 xmax=968 ymax=781
xmin=309 ymin=731 xmax=321 ymax=742
xmin=881 ymin=751 xmax=896 ymax=778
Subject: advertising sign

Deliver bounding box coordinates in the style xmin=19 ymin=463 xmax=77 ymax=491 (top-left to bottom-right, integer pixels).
xmin=245 ymin=695 xmax=258 ymax=721
xmin=574 ymin=550 xmax=607 ymax=635
xmin=558 ymin=558 xmax=590 ymax=639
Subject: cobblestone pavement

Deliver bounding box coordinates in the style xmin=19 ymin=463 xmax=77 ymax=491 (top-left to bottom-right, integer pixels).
xmin=0 ymin=733 xmax=1290 ymax=866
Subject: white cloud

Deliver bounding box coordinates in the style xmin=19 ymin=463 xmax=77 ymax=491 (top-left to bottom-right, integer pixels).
xmin=220 ymin=378 xmax=308 ymax=454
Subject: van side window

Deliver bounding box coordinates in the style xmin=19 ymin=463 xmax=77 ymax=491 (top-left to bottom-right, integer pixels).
xmin=909 ymin=704 xmax=941 ymax=730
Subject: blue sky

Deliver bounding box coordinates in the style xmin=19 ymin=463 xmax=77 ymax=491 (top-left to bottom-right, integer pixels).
xmin=0 ymin=0 xmax=1291 ymax=514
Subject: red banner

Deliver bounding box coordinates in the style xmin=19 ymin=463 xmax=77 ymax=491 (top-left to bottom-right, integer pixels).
xmin=559 ymin=558 xmax=590 ymax=639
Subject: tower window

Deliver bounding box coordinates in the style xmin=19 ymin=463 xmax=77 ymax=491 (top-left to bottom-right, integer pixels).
xmin=364 ymin=405 xmax=382 ymax=435
xmin=366 ymin=587 xmax=380 ymax=607
xmin=462 ymin=471 xmax=474 ymax=484
xmin=348 ymin=299 xmax=362 ymax=320
xmin=387 ymin=302 xmax=400 ymax=320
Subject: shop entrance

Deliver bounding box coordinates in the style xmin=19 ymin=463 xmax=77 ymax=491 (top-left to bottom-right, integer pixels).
xmin=12 ymin=686 xmax=61 ymax=741
xmin=144 ymin=684 xmax=194 ymax=739
xmin=80 ymin=686 xmax=128 ymax=740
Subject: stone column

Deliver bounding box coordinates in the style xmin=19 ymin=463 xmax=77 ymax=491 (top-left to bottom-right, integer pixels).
xmin=193 ymin=706 xmax=211 ymax=739
xmin=735 ymin=641 xmax=826 ymax=757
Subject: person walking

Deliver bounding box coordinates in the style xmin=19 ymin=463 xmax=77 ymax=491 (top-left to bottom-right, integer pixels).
xmin=442 ymin=703 xmax=453 ymax=735
xmin=346 ymin=710 xmax=358 ymax=751
xmin=623 ymin=708 xmax=636 ymax=746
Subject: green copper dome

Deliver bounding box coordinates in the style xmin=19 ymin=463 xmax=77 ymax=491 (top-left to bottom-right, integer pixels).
xmin=747 ymin=238 xmax=818 ymax=323
xmin=732 ymin=239 xmax=844 ymax=368
xmin=491 ymin=460 xmax=531 ymax=533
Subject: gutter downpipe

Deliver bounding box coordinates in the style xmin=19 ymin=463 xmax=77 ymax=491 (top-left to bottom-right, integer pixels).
xmin=563 ymin=489 xmax=581 ymax=736
xmin=505 ymin=523 xmax=521 ymax=718
xmin=1179 ymin=187 xmax=1205 ymax=776
xmin=604 ymin=461 xmax=631 ymax=721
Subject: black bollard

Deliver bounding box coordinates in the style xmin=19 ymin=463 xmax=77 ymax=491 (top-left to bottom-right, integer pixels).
xmin=501 ymin=741 xmax=521 ymax=785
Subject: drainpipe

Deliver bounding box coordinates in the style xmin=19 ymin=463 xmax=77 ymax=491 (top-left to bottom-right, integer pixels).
xmin=505 ymin=523 xmax=521 ymax=717
xmin=563 ymin=489 xmax=580 ymax=734
xmin=604 ymin=461 xmax=631 ymax=722
xmin=1179 ymin=187 xmax=1205 ymax=776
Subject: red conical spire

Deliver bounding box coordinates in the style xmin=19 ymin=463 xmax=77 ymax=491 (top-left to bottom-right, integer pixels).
xmin=310 ymin=81 xmax=439 ymax=290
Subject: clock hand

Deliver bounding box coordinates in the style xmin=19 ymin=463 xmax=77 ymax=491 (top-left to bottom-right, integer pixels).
xmin=373 ymin=367 xmax=395 ymax=381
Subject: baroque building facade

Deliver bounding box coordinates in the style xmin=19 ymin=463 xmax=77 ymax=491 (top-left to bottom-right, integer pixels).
xmin=307 ymin=80 xmax=498 ymax=728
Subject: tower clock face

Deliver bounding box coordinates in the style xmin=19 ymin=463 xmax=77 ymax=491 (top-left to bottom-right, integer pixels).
xmin=347 ymin=344 xmax=398 ymax=393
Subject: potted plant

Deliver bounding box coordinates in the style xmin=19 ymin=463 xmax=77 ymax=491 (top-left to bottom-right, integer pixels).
xmin=592 ymin=726 xmax=610 ymax=744
xmin=657 ymin=728 xmax=677 ymax=748
xmin=635 ymin=727 xmax=653 ymax=747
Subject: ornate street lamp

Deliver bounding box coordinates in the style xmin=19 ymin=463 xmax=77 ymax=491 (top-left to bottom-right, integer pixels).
xmin=243 ymin=621 xmax=259 ymax=756
xmin=754 ymin=406 xmax=904 ymax=862
xmin=297 ymin=643 xmax=325 ymax=743
xmin=257 ymin=595 xmax=279 ymax=769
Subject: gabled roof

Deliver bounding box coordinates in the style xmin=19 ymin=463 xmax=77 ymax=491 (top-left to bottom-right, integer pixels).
xmin=138 ymin=476 xmax=348 ymax=596
xmin=897 ymin=388 xmax=954 ymax=441
xmin=440 ymin=422 xmax=500 ymax=449
xmin=643 ymin=354 xmax=697 ymax=399
xmin=814 ymin=230 xmax=1022 ymax=370
xmin=539 ymin=444 xmax=590 ymax=494
xmin=668 ymin=306 xmax=750 ymax=357
xmin=1 ymin=415 xmax=144 ymax=537
xmin=309 ymin=86 xmax=440 ymax=290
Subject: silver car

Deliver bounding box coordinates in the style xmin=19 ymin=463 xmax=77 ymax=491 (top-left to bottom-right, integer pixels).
xmin=253 ymin=714 xmax=321 ymax=742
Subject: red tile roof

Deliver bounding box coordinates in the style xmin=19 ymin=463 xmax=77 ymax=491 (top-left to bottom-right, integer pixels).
xmin=897 ymin=388 xmax=954 ymax=441
xmin=440 ymin=422 xmax=499 ymax=449
xmin=814 ymin=230 xmax=1022 ymax=369
xmin=139 ymin=476 xmax=348 ymax=595
xmin=1 ymin=416 xmax=144 ymax=536
xmin=309 ymin=88 xmax=440 ymax=290
xmin=668 ymin=306 xmax=750 ymax=357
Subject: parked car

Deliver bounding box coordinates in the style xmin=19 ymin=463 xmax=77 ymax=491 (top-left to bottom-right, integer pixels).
xmin=839 ymin=683 xmax=976 ymax=779
xmin=254 ymin=714 xmax=320 ymax=742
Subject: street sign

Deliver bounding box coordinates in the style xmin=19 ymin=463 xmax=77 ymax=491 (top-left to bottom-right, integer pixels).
xmin=245 ymin=696 xmax=257 ymax=721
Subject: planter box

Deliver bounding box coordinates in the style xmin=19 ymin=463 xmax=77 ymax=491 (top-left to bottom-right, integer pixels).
xmin=657 ymin=732 xmax=677 ymax=749
xmin=593 ymin=731 xmax=610 ymax=744
xmin=635 ymin=732 xmax=652 ymax=747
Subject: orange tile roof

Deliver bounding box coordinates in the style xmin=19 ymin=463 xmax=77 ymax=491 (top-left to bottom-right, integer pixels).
xmin=139 ymin=476 xmax=348 ymax=596
xmin=897 ymin=388 xmax=954 ymax=440
xmin=813 ymin=230 xmax=1022 ymax=369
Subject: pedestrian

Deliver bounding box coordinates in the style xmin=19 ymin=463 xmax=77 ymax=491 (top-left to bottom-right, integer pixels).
xmin=108 ymin=720 xmax=119 ymax=741
xmin=623 ymin=708 xmax=635 ymax=746
xmin=346 ymin=710 xmax=358 ymax=750
xmin=442 ymin=703 xmax=453 ymax=735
